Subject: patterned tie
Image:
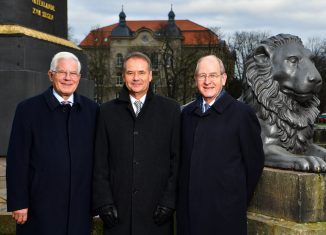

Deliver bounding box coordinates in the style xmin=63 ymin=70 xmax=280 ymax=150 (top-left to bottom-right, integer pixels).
xmin=61 ymin=101 xmax=71 ymax=105
xmin=134 ymin=100 xmax=142 ymax=117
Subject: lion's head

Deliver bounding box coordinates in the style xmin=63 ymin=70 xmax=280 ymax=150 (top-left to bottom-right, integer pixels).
xmin=242 ymin=34 xmax=322 ymax=154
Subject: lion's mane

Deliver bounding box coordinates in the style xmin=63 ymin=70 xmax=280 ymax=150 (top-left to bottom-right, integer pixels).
xmin=242 ymin=34 xmax=320 ymax=154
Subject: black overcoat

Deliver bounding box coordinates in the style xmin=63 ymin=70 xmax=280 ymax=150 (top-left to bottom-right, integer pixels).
xmin=177 ymin=92 xmax=264 ymax=235
xmin=6 ymin=87 xmax=98 ymax=235
xmin=93 ymin=85 xmax=180 ymax=235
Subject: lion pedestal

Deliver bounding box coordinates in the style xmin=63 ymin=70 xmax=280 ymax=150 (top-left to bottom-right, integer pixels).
xmin=242 ymin=33 xmax=326 ymax=234
xmin=247 ymin=167 xmax=326 ymax=234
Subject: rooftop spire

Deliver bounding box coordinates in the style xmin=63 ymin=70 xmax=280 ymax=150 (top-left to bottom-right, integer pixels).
xmin=168 ymin=4 xmax=175 ymax=21
xmin=112 ymin=7 xmax=131 ymax=37
xmin=119 ymin=6 xmax=126 ymax=24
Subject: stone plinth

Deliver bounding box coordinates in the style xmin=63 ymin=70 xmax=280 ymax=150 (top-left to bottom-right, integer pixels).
xmin=248 ymin=212 xmax=326 ymax=235
xmin=247 ymin=167 xmax=326 ymax=234
xmin=249 ymin=167 xmax=326 ymax=223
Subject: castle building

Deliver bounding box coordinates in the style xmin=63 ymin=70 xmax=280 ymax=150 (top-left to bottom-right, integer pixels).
xmin=79 ymin=7 xmax=232 ymax=104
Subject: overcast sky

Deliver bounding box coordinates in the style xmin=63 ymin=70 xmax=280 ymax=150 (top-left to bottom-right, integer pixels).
xmin=68 ymin=0 xmax=326 ymax=45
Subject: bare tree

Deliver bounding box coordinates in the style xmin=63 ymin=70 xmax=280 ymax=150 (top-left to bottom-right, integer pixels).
xmin=227 ymin=31 xmax=270 ymax=81
xmin=306 ymin=37 xmax=326 ymax=113
xmin=85 ymin=26 xmax=110 ymax=104
xmin=159 ymin=26 xmax=234 ymax=104
xmin=67 ymin=25 xmax=79 ymax=44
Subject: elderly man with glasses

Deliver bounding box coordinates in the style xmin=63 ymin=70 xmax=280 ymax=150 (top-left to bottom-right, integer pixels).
xmin=177 ymin=55 xmax=265 ymax=235
xmin=6 ymin=51 xmax=98 ymax=235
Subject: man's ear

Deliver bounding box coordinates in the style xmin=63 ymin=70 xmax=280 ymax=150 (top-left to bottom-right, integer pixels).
xmin=222 ymin=73 xmax=227 ymax=86
xmin=48 ymin=70 xmax=53 ymax=82
xmin=149 ymin=71 xmax=153 ymax=82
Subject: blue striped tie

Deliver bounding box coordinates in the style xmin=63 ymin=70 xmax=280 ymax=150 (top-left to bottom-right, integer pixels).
xmin=203 ymin=103 xmax=210 ymax=113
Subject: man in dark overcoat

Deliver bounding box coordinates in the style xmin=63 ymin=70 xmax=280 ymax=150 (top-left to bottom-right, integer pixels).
xmin=92 ymin=52 xmax=180 ymax=235
xmin=177 ymin=55 xmax=265 ymax=235
xmin=6 ymin=52 xmax=98 ymax=235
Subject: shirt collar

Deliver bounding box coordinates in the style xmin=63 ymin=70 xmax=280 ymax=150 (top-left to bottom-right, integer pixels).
xmin=201 ymin=89 xmax=226 ymax=113
xmin=129 ymin=94 xmax=146 ymax=104
xmin=52 ymin=88 xmax=74 ymax=105
xmin=202 ymin=89 xmax=225 ymax=107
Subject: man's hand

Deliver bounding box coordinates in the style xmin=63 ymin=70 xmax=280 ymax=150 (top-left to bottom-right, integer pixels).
xmin=97 ymin=204 xmax=118 ymax=229
xmin=12 ymin=208 xmax=28 ymax=224
xmin=153 ymin=205 xmax=174 ymax=225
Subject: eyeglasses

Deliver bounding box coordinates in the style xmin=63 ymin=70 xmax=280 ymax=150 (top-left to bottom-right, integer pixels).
xmin=52 ymin=70 xmax=80 ymax=79
xmin=196 ymin=73 xmax=224 ymax=81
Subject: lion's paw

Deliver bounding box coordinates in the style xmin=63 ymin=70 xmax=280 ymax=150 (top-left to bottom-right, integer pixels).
xmin=293 ymin=156 xmax=326 ymax=172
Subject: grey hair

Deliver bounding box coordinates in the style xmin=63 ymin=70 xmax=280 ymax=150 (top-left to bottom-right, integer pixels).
xmin=194 ymin=55 xmax=225 ymax=76
xmin=123 ymin=51 xmax=152 ymax=72
xmin=50 ymin=51 xmax=81 ymax=73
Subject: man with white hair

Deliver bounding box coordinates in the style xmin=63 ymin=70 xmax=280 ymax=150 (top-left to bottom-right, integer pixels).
xmin=6 ymin=51 xmax=98 ymax=235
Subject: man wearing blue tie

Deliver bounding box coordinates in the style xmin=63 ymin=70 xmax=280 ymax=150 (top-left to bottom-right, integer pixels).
xmin=177 ymin=55 xmax=265 ymax=235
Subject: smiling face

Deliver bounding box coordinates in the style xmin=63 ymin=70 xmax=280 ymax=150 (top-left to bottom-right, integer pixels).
xmin=123 ymin=57 xmax=152 ymax=99
xmin=195 ymin=56 xmax=227 ymax=104
xmin=48 ymin=58 xmax=81 ymax=100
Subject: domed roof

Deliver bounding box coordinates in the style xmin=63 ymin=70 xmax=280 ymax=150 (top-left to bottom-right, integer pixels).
xmin=119 ymin=9 xmax=126 ymax=19
xmin=112 ymin=7 xmax=132 ymax=37
xmin=168 ymin=5 xmax=175 ymax=21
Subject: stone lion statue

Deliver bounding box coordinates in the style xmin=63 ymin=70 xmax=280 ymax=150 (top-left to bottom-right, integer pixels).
xmin=241 ymin=33 xmax=326 ymax=172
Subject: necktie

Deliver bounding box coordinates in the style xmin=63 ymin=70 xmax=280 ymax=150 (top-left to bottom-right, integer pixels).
xmin=61 ymin=101 xmax=71 ymax=113
xmin=61 ymin=101 xmax=71 ymax=105
xmin=134 ymin=100 xmax=142 ymax=117
xmin=203 ymin=103 xmax=210 ymax=113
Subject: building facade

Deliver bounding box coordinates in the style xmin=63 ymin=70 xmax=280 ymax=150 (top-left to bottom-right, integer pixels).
xmin=80 ymin=8 xmax=233 ymax=104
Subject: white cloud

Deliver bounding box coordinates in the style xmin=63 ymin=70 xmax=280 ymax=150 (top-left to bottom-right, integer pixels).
xmin=68 ymin=0 xmax=326 ymax=44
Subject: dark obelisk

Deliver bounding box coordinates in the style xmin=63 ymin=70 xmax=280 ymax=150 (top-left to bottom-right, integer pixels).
xmin=0 ymin=0 xmax=93 ymax=156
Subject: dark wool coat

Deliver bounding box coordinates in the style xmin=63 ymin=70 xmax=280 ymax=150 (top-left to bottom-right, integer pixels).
xmin=6 ymin=87 xmax=98 ymax=235
xmin=93 ymin=85 xmax=180 ymax=235
xmin=177 ymin=92 xmax=264 ymax=235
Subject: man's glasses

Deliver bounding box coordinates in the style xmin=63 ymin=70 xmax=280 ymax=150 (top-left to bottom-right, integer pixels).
xmin=52 ymin=70 xmax=80 ymax=79
xmin=196 ymin=73 xmax=223 ymax=81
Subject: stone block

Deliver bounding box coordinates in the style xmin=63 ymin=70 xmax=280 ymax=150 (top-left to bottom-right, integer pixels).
xmin=248 ymin=212 xmax=326 ymax=235
xmin=248 ymin=168 xmax=326 ymax=223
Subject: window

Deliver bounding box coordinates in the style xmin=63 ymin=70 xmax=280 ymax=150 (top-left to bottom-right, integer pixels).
xmin=152 ymin=83 xmax=157 ymax=93
xmin=151 ymin=53 xmax=158 ymax=70
xmin=116 ymin=54 xmax=123 ymax=67
xmin=116 ymin=73 xmax=123 ymax=86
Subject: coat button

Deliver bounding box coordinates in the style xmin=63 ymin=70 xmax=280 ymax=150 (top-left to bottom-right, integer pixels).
xmin=133 ymin=160 xmax=139 ymax=165
xmin=133 ymin=131 xmax=139 ymax=135
xmin=133 ymin=189 xmax=138 ymax=194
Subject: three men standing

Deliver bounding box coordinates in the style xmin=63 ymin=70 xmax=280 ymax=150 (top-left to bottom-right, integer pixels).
xmin=93 ymin=52 xmax=180 ymax=235
xmin=7 ymin=52 xmax=264 ymax=235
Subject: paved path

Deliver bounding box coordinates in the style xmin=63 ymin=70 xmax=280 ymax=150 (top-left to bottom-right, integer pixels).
xmin=0 ymin=157 xmax=9 ymax=214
